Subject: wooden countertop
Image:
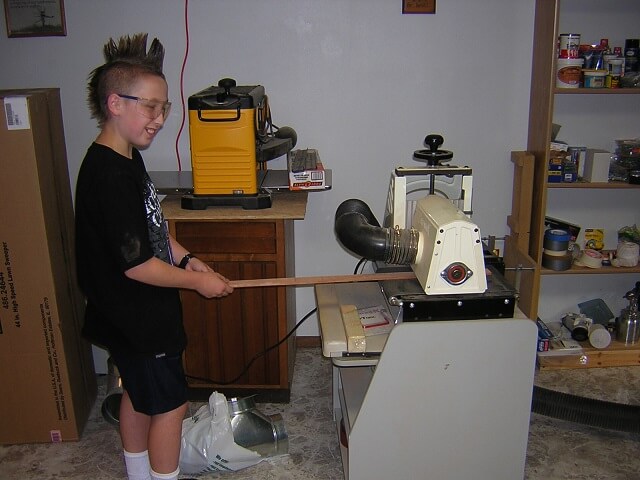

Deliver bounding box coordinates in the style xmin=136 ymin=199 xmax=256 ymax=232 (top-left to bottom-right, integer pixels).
xmin=161 ymin=191 xmax=308 ymax=221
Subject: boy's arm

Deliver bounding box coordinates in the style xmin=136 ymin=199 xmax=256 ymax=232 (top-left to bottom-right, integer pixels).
xmin=125 ymin=256 xmax=233 ymax=298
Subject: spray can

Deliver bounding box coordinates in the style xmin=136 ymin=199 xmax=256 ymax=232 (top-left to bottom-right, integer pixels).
xmin=624 ymin=39 xmax=639 ymax=74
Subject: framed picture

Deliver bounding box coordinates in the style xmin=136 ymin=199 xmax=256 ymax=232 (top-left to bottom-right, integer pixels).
xmin=402 ymin=0 xmax=436 ymax=14
xmin=4 ymin=0 xmax=66 ymax=37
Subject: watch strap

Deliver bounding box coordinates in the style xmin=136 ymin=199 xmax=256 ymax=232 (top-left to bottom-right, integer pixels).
xmin=178 ymin=253 xmax=195 ymax=269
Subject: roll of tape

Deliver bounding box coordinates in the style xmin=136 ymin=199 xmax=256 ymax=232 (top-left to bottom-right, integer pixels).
xmin=542 ymin=252 xmax=573 ymax=271
xmin=574 ymin=249 xmax=603 ymax=268
xmin=543 ymin=248 xmax=568 ymax=257
xmin=589 ymin=324 xmax=611 ymax=349
xmin=544 ymin=229 xmax=570 ymax=252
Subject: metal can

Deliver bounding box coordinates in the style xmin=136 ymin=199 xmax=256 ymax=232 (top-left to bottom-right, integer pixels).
xmin=559 ymin=33 xmax=580 ymax=58
xmin=606 ymin=74 xmax=620 ymax=88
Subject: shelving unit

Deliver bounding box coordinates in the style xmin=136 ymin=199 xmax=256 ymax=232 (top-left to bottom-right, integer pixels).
xmin=504 ymin=0 xmax=640 ymax=368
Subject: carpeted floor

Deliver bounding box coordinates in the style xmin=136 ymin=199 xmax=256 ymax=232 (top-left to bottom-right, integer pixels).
xmin=1 ymin=347 xmax=639 ymax=479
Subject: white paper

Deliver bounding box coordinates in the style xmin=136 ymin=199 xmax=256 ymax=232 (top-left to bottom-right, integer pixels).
xmin=4 ymin=97 xmax=30 ymax=130
xmin=358 ymin=305 xmax=393 ymax=337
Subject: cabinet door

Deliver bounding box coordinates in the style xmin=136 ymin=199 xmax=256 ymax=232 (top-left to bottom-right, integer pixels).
xmin=174 ymin=220 xmax=291 ymax=395
xmin=180 ymin=262 xmax=282 ymax=387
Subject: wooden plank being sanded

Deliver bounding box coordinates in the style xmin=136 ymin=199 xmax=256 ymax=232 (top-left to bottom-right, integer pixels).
xmin=228 ymin=271 xmax=417 ymax=289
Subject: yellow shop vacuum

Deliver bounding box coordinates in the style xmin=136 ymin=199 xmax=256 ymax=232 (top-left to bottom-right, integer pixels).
xmin=181 ymin=78 xmax=295 ymax=210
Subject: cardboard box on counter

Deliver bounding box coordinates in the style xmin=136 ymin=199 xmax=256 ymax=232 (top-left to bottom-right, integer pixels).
xmin=0 ymin=89 xmax=96 ymax=444
xmin=583 ymin=149 xmax=611 ymax=182
xmin=288 ymin=148 xmax=327 ymax=190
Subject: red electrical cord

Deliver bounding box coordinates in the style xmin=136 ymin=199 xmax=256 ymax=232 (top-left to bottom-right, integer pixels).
xmin=174 ymin=0 xmax=190 ymax=171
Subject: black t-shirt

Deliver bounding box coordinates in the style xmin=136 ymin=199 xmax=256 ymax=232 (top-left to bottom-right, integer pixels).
xmin=75 ymin=143 xmax=185 ymax=355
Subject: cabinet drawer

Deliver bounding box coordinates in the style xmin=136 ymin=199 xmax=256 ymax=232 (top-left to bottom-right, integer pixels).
xmin=175 ymin=221 xmax=278 ymax=254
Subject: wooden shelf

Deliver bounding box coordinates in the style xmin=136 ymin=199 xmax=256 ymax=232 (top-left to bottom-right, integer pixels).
xmin=555 ymin=87 xmax=640 ymax=95
xmin=538 ymin=339 xmax=640 ymax=370
xmin=541 ymin=264 xmax=640 ymax=275
xmin=547 ymin=181 xmax=640 ymax=189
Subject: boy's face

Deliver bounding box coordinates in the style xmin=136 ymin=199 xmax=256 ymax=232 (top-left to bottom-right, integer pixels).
xmin=116 ymin=74 xmax=169 ymax=150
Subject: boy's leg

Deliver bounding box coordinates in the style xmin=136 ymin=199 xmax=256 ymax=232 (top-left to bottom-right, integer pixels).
xmin=120 ymin=389 xmax=151 ymax=451
xmin=148 ymin=401 xmax=188 ymax=475
xmin=120 ymin=390 xmax=152 ymax=480
xmin=123 ymin=450 xmax=151 ymax=480
xmin=114 ymin=351 xmax=188 ymax=477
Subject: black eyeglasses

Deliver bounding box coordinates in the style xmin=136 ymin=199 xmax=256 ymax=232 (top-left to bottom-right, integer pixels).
xmin=117 ymin=94 xmax=172 ymax=119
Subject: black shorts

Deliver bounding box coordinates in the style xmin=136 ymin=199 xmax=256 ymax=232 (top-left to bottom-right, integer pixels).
xmin=110 ymin=350 xmax=188 ymax=416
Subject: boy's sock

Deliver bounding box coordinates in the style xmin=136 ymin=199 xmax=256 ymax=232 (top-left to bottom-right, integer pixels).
xmin=150 ymin=467 xmax=180 ymax=480
xmin=123 ymin=449 xmax=152 ymax=480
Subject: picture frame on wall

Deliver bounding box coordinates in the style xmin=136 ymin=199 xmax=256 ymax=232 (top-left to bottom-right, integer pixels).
xmin=402 ymin=0 xmax=436 ymax=14
xmin=4 ymin=0 xmax=66 ymax=37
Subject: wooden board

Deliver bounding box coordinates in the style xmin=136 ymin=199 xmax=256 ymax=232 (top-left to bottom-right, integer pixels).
xmin=229 ymin=271 xmax=416 ymax=289
xmin=537 ymin=340 xmax=640 ymax=370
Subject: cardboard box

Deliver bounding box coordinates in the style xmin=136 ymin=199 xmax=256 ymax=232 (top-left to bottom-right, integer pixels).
xmin=288 ymin=148 xmax=327 ymax=190
xmin=547 ymin=157 xmax=563 ymax=183
xmin=0 ymin=89 xmax=96 ymax=444
xmin=583 ymin=149 xmax=611 ymax=182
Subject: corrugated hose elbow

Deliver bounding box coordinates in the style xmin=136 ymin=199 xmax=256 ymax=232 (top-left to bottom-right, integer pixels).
xmin=334 ymin=199 xmax=418 ymax=265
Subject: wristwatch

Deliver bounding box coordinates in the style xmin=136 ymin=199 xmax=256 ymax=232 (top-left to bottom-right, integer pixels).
xmin=178 ymin=253 xmax=195 ymax=269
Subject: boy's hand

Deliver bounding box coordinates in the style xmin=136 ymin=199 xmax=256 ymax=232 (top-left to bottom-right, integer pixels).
xmin=186 ymin=258 xmax=233 ymax=298
xmin=125 ymin=256 xmax=233 ymax=297
xmin=184 ymin=256 xmax=213 ymax=273
xmin=196 ymin=271 xmax=234 ymax=298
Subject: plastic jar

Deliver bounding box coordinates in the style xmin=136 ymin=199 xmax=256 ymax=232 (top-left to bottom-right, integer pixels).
xmin=607 ymin=58 xmax=624 ymax=75
xmin=556 ymin=58 xmax=584 ymax=88
xmin=559 ymin=33 xmax=580 ymax=58
xmin=583 ymin=69 xmax=607 ymax=88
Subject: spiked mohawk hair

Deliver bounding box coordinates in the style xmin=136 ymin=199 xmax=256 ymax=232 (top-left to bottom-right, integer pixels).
xmin=87 ymin=33 xmax=166 ymax=126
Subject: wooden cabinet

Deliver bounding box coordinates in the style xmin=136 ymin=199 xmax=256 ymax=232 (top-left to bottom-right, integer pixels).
xmin=162 ymin=192 xmax=307 ymax=402
xmin=505 ymin=0 xmax=640 ymax=322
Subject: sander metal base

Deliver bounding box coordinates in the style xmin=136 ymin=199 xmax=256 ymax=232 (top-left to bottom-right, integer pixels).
xmin=378 ymin=264 xmax=517 ymax=322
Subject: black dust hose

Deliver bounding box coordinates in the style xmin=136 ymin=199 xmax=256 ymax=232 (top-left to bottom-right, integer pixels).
xmin=334 ymin=199 xmax=418 ymax=265
xmin=334 ymin=199 xmax=386 ymax=260
xmin=532 ymin=385 xmax=640 ymax=433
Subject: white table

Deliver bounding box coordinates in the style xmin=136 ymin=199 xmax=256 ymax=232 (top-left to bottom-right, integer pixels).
xmin=315 ymin=282 xmax=538 ymax=480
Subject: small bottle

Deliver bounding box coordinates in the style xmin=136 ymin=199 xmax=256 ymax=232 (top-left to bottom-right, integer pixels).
xmin=602 ymin=39 xmax=617 ymax=75
xmin=562 ymin=155 xmax=578 ymax=182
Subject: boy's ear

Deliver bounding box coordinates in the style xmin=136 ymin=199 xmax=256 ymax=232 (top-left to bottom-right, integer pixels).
xmin=105 ymin=93 xmax=123 ymax=116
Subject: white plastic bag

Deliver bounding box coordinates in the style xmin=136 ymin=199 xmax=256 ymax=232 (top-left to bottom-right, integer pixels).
xmin=180 ymin=391 xmax=263 ymax=474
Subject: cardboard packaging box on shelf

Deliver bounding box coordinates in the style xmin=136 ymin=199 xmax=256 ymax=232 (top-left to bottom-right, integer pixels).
xmin=583 ymin=149 xmax=611 ymax=182
xmin=0 ymin=89 xmax=97 ymax=444
xmin=288 ymin=148 xmax=327 ymax=190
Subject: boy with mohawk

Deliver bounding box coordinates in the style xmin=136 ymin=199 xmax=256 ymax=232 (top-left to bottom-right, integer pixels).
xmin=75 ymin=33 xmax=233 ymax=480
